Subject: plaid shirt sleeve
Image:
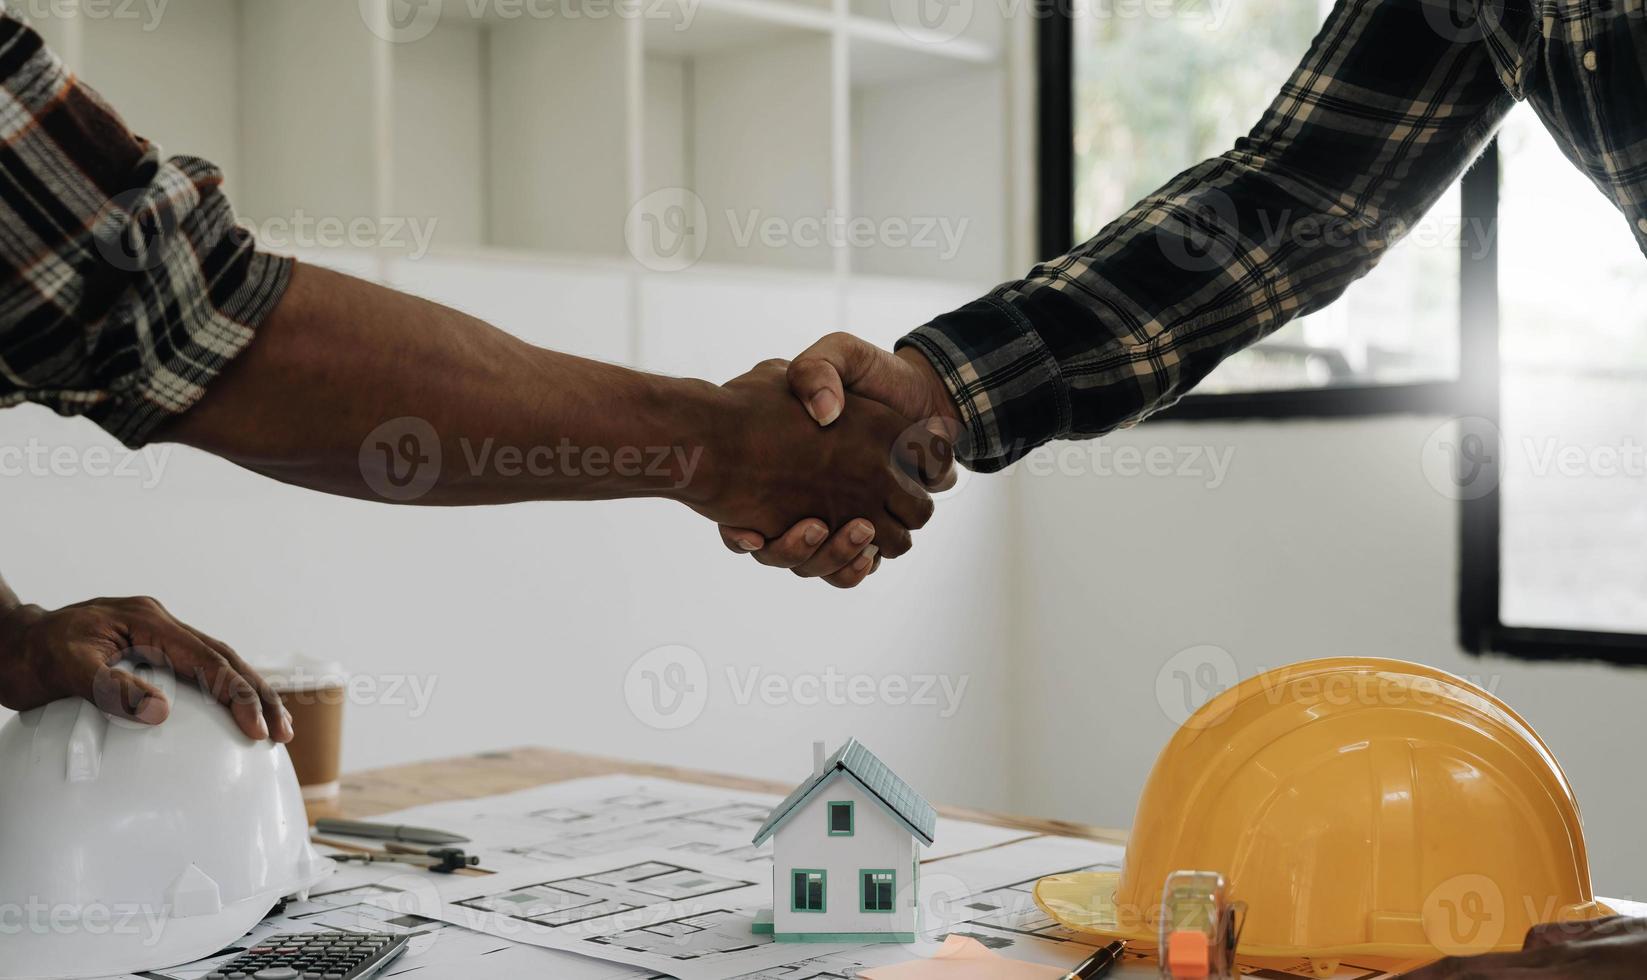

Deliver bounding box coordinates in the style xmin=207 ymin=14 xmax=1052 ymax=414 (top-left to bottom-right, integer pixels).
xmin=901 ymin=0 xmax=1516 ymax=472
xmin=0 ymin=11 xmax=291 ymax=447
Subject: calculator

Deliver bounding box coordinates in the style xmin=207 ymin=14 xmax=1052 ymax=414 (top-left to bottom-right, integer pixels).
xmin=204 ymin=931 xmax=410 ymax=980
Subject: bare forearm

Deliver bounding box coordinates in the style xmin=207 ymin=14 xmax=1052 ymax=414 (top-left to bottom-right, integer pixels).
xmin=160 ymin=263 xmax=727 ymax=507
xmin=0 ymin=575 xmax=18 ymax=620
xmin=158 ymin=261 xmax=933 ymax=550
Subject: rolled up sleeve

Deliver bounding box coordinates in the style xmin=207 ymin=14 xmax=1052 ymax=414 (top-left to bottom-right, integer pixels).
xmin=0 ymin=11 xmax=290 ymax=446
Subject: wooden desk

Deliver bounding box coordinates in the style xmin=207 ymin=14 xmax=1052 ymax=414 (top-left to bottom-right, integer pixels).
xmin=314 ymin=745 xmax=1128 ymax=846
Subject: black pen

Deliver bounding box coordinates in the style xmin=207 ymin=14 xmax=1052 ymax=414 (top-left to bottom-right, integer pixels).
xmin=1058 ymin=940 xmax=1126 ymax=980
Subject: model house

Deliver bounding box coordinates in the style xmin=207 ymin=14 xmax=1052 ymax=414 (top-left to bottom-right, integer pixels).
xmin=750 ymin=739 xmax=936 ymax=943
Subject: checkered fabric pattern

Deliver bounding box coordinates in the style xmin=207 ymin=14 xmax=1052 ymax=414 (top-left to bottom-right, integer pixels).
xmin=902 ymin=0 xmax=1647 ymax=472
xmin=0 ymin=7 xmax=290 ymax=447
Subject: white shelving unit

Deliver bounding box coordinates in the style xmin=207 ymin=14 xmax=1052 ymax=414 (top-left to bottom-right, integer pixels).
xmin=30 ymin=0 xmax=1031 ymax=370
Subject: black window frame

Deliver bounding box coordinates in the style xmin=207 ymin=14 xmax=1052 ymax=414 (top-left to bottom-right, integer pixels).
xmin=1037 ymin=10 xmax=1647 ymax=666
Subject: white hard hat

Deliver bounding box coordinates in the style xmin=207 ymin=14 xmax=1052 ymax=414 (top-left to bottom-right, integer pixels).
xmin=0 ymin=663 xmax=332 ymax=980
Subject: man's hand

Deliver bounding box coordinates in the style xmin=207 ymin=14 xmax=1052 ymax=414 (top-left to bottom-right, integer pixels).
xmin=787 ymin=332 xmax=961 ymax=433
xmin=155 ymin=266 xmax=936 ymax=584
xmin=0 ymin=596 xmax=290 ymax=742
xmin=716 ymin=335 xmax=963 ymax=584
xmin=1399 ymin=917 xmax=1647 ymax=979
xmin=688 ymin=360 xmax=934 ymax=567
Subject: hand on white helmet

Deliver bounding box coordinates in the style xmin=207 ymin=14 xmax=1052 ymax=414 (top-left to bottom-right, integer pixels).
xmin=0 ymin=595 xmax=290 ymax=742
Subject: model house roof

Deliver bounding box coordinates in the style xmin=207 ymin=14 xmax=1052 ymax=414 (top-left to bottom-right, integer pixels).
xmin=751 ymin=738 xmax=937 ymax=847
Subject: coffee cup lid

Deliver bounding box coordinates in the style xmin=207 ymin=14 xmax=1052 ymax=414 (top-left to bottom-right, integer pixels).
xmin=255 ymin=655 xmax=350 ymax=693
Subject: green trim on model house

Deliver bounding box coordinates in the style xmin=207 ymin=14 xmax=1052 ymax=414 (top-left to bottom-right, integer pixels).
xmin=751 ymin=739 xmax=937 ymax=848
xmin=859 ymin=869 xmax=896 ymax=913
xmin=828 ymin=800 xmax=855 ymax=836
xmin=790 ymin=869 xmax=827 ymax=913
xmin=771 ymin=931 xmax=918 ymax=943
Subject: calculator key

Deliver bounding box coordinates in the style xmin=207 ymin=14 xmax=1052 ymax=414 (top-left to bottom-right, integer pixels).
xmin=252 ymin=970 xmax=300 ymax=980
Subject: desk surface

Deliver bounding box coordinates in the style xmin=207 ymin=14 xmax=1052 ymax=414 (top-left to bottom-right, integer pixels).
xmin=312 ymin=748 xmax=1643 ymax=980
xmin=315 ymin=745 xmax=1128 ymax=845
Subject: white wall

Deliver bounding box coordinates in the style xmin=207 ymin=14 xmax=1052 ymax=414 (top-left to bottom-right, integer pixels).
xmin=76 ymin=0 xmax=241 ymax=179
xmin=1004 ymin=415 xmax=1647 ymax=899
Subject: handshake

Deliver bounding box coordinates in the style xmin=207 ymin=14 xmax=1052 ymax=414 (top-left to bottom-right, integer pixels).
xmin=685 ymin=333 xmax=965 ymax=589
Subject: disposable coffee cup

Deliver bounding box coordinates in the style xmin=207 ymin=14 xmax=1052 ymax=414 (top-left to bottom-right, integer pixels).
xmin=258 ymin=657 xmax=349 ymax=802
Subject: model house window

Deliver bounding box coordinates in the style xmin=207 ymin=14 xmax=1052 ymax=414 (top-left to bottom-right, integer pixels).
xmin=827 ymin=801 xmax=854 ymax=836
xmin=860 ymin=870 xmax=896 ymax=913
xmin=791 ymin=870 xmax=826 ymax=913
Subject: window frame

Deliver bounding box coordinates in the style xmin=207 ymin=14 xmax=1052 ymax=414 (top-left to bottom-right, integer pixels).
xmin=1036 ymin=7 xmax=1472 ymax=421
xmin=791 ymin=869 xmax=827 ymax=913
xmin=1451 ymin=145 xmax=1647 ymax=665
xmin=1038 ymin=12 xmax=1647 ymax=665
xmin=860 ymin=869 xmax=896 ymax=913
xmin=827 ymin=800 xmax=855 ymax=836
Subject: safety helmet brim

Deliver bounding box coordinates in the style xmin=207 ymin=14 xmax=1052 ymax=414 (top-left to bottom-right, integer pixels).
xmin=1034 ymin=870 xmax=1613 ymax=964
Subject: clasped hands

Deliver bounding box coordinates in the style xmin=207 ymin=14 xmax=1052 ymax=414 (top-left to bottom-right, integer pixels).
xmin=685 ymin=333 xmax=962 ymax=589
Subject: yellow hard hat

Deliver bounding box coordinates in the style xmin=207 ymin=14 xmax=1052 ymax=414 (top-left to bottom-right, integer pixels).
xmin=1036 ymin=658 xmax=1609 ymax=975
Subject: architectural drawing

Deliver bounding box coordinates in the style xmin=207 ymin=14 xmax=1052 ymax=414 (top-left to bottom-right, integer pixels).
xmin=506 ymin=798 xmax=778 ymax=863
xmin=456 ymin=859 xmax=757 ymax=928
xmin=585 ymin=907 xmax=771 ymax=958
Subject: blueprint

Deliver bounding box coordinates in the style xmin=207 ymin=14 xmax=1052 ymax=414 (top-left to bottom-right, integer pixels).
xmin=367 ymin=847 xmax=855 ymax=980
xmin=361 ymin=831 xmax=1136 ymax=980
xmin=454 ymin=856 xmax=761 ymax=927
xmin=110 ymin=860 xmax=644 ymax=980
xmin=361 ymin=774 xmax=1032 ymax=867
xmin=90 ymin=772 xmax=1506 ymax=979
